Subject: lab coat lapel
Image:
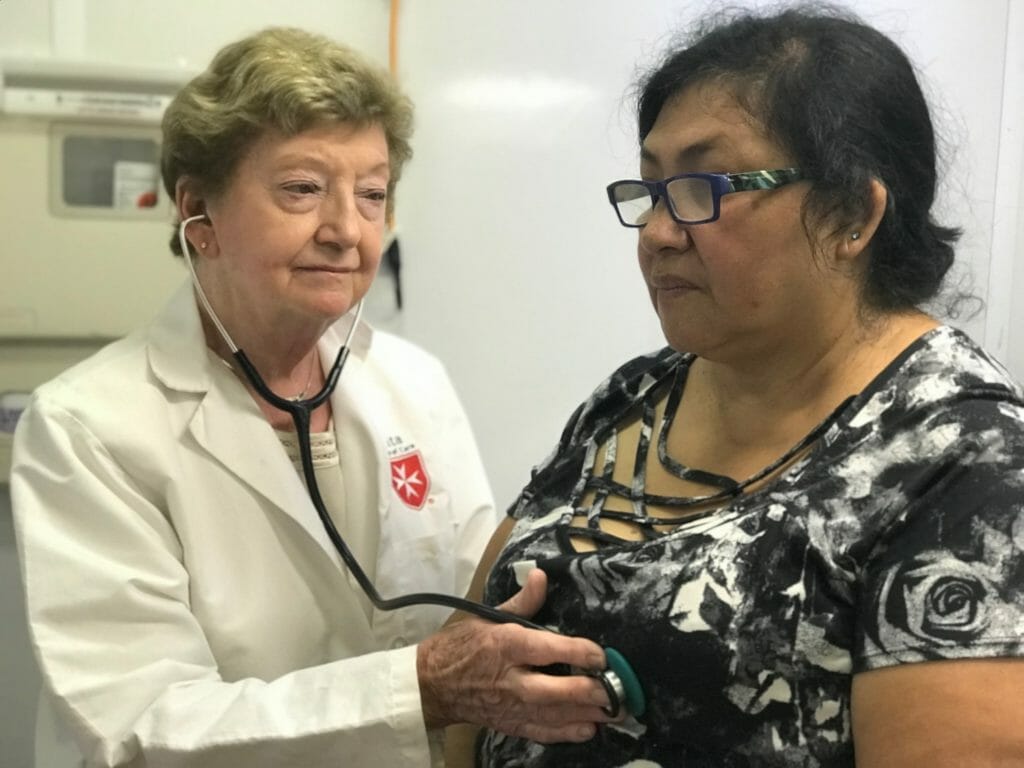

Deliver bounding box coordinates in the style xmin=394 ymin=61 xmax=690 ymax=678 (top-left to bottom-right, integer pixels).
xmin=148 ymin=282 xmax=343 ymax=565
xmin=191 ymin=384 xmax=343 ymax=561
xmin=325 ymin=338 xmax=393 ymax=527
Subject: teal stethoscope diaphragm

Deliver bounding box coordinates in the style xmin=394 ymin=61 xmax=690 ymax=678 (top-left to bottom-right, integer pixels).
xmin=600 ymin=646 xmax=645 ymax=718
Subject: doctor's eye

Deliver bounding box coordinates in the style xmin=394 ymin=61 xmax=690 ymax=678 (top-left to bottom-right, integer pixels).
xmin=355 ymin=188 xmax=388 ymax=220
xmin=359 ymin=188 xmax=388 ymax=203
xmin=283 ymin=181 xmax=323 ymax=196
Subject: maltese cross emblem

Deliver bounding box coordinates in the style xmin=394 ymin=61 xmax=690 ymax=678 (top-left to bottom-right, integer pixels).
xmin=389 ymin=451 xmax=430 ymax=509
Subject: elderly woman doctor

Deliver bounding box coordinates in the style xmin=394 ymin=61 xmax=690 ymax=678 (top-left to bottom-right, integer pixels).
xmin=11 ymin=27 xmax=613 ymax=768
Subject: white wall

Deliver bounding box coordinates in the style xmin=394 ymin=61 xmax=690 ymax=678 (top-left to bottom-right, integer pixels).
xmin=986 ymin=0 xmax=1024 ymax=378
xmin=395 ymin=0 xmax=1021 ymax=507
xmin=0 ymin=2 xmax=1021 ymax=766
xmin=0 ymin=0 xmax=388 ymax=67
xmin=1013 ymin=156 xmax=1024 ymax=376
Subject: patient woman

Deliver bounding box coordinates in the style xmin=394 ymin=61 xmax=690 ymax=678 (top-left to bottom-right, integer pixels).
xmin=468 ymin=7 xmax=1024 ymax=767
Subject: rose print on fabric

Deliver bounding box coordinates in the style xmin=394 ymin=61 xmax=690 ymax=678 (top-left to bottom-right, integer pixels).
xmin=875 ymin=553 xmax=990 ymax=647
xmin=861 ymin=517 xmax=1024 ymax=665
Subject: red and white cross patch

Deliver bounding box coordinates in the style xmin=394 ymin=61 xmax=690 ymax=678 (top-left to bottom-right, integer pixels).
xmin=389 ymin=450 xmax=431 ymax=510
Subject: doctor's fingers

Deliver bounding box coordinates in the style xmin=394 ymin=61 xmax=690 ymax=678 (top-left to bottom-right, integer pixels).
xmin=497 ymin=622 xmax=606 ymax=670
xmin=466 ymin=670 xmax=615 ymax=743
xmin=492 ymin=709 xmax=607 ymax=744
xmin=417 ymin=619 xmax=607 ymax=729
xmin=505 ymin=664 xmax=615 ymax=712
xmin=435 ymin=617 xmax=606 ymax=674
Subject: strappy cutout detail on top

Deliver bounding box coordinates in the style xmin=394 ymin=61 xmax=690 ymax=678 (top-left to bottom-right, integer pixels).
xmin=559 ymin=362 xmax=852 ymax=553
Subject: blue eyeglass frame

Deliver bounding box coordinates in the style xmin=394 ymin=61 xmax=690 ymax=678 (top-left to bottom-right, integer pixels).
xmin=606 ymin=168 xmax=804 ymax=227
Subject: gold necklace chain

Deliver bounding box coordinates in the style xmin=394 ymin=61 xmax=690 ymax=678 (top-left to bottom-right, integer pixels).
xmin=290 ymin=352 xmax=318 ymax=401
xmin=218 ymin=352 xmax=318 ymax=401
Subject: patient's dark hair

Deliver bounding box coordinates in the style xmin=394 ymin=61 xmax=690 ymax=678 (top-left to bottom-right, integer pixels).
xmin=637 ymin=4 xmax=960 ymax=312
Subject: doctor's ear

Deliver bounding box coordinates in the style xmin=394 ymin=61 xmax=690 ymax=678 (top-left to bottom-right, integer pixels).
xmin=174 ymin=178 xmax=215 ymax=255
xmin=175 ymin=177 xmax=203 ymax=218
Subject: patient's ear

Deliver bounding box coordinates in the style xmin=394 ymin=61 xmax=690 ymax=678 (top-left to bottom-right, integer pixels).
xmin=838 ymin=178 xmax=888 ymax=262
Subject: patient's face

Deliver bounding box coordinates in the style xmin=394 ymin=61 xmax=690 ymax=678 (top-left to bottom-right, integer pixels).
xmin=635 ymin=84 xmax=835 ymax=363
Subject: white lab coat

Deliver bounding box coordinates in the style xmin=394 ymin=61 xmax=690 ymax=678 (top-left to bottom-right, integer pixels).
xmin=11 ymin=282 xmax=497 ymax=768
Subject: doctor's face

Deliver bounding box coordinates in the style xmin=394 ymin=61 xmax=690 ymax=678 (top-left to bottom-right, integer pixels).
xmin=200 ymin=122 xmax=389 ymax=331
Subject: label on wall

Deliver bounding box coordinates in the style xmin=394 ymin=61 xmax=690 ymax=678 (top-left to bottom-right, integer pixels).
xmin=113 ymin=161 xmax=158 ymax=209
xmin=2 ymin=87 xmax=170 ymax=123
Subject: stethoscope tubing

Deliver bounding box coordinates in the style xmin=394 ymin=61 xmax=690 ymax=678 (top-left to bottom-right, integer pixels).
xmin=178 ymin=214 xmax=640 ymax=717
xmin=178 ymin=214 xmax=549 ymax=632
xmin=239 ymin=346 xmax=552 ymax=630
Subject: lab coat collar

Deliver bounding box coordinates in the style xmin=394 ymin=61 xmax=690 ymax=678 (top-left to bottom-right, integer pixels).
xmin=146 ymin=281 xmax=213 ymax=394
xmin=146 ymin=281 xmax=374 ymax=391
xmin=146 ymin=280 xmax=381 ymax=569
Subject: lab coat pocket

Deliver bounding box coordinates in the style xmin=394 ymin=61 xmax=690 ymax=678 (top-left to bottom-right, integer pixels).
xmin=376 ymin=493 xmax=459 ymax=641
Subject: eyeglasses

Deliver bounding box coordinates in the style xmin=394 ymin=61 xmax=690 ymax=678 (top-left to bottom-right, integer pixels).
xmin=606 ymin=168 xmax=804 ymax=227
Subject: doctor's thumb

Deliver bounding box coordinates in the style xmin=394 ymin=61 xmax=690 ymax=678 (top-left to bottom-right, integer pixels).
xmin=497 ymin=568 xmax=549 ymax=619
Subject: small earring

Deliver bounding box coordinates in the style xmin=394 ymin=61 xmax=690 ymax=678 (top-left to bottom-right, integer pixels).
xmin=200 ymin=242 xmax=208 ymax=249
xmin=850 ymin=232 xmax=861 ymax=241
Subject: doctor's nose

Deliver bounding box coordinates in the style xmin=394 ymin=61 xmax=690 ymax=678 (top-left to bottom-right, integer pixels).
xmin=316 ymin=192 xmax=362 ymax=250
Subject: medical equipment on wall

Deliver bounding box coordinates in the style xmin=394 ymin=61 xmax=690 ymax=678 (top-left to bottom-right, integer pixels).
xmin=179 ymin=214 xmax=645 ymax=719
xmin=0 ymin=58 xmax=182 ymax=224
xmin=0 ymin=59 xmax=186 ymax=337
xmin=0 ymin=60 xmax=188 ymax=483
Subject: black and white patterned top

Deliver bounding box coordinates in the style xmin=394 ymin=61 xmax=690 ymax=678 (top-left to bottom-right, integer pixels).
xmin=480 ymin=327 xmax=1024 ymax=767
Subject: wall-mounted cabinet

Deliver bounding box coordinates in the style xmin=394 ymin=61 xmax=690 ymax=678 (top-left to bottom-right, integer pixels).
xmin=0 ymin=60 xmax=188 ymax=340
xmin=0 ymin=60 xmax=190 ymax=481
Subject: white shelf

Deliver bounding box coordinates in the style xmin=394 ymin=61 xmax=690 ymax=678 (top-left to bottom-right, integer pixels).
xmin=0 ymin=58 xmax=191 ymax=124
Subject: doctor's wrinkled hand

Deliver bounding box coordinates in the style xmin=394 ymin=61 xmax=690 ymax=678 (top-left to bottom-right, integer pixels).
xmin=416 ymin=569 xmax=614 ymax=743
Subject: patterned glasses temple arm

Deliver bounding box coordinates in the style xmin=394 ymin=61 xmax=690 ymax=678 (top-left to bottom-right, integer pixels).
xmin=723 ymin=168 xmax=804 ymax=192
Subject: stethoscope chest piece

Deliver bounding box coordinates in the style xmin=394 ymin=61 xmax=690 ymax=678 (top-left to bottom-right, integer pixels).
xmin=596 ymin=646 xmax=646 ymax=718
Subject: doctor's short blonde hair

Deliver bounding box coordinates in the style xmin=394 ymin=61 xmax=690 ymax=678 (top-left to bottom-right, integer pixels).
xmin=161 ymin=26 xmax=413 ymax=256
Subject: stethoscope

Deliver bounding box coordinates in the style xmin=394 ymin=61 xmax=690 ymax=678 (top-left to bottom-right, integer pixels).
xmin=178 ymin=214 xmax=645 ymax=719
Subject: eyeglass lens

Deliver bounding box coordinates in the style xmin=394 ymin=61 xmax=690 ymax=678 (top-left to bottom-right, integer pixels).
xmin=613 ymin=177 xmax=715 ymax=225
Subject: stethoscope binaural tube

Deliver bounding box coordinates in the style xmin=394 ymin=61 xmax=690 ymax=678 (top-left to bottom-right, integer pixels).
xmin=177 ymin=214 xmax=645 ymax=719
